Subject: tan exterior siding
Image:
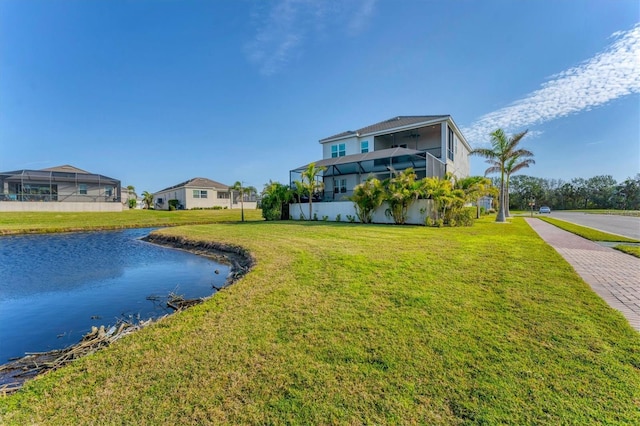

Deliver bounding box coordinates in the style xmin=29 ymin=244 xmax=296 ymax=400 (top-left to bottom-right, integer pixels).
xmin=153 ymin=187 xmax=238 ymax=210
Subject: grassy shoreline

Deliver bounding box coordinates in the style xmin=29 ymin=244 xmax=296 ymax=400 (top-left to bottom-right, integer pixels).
xmin=0 ymin=209 xmax=264 ymax=235
xmin=1 ymin=215 xmax=639 ymax=424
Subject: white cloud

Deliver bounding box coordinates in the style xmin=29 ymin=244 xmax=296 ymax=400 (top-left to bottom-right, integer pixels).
xmin=462 ymin=24 xmax=640 ymax=146
xmin=245 ymin=0 xmax=377 ymax=76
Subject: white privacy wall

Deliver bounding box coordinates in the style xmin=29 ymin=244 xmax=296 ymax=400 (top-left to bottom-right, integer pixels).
xmin=289 ymin=199 xmax=434 ymax=225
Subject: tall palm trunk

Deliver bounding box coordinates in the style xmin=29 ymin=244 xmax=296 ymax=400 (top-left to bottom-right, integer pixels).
xmin=504 ymin=180 xmax=511 ymax=217
xmin=496 ymin=169 xmax=506 ymax=222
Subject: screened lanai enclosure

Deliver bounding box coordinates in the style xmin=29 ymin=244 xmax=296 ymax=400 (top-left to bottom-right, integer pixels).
xmin=290 ymin=147 xmax=446 ymax=202
xmin=0 ymin=165 xmax=121 ymax=204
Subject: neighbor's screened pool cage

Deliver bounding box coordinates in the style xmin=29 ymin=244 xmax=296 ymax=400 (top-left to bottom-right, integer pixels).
xmin=0 ymin=168 xmax=121 ymax=203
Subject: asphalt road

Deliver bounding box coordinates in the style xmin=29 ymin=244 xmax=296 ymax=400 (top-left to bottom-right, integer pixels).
xmin=543 ymin=211 xmax=640 ymax=240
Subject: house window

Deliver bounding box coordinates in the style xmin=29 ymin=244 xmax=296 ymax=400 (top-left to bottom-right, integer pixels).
xmin=331 ymin=143 xmax=346 ymax=158
xmin=448 ymin=127 xmax=455 ymax=161
xmin=105 ymin=187 xmax=113 ymax=197
xmin=193 ymin=190 xmax=208 ymax=198
xmin=361 ymin=141 xmax=369 ymax=153
xmin=79 ymin=184 xmax=87 ymax=195
xmin=391 ymin=144 xmax=408 ymax=148
xmin=333 ymin=179 xmax=347 ymax=194
xmin=217 ymin=192 xmax=230 ymax=199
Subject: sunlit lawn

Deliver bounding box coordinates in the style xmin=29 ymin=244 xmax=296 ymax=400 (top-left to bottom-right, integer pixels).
xmin=0 ymin=209 xmax=263 ymax=235
xmin=1 ymin=216 xmax=638 ymax=424
xmin=614 ymin=245 xmax=640 ymax=258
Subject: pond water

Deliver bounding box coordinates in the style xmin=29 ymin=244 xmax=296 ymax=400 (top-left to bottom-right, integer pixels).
xmin=0 ymin=228 xmax=229 ymax=364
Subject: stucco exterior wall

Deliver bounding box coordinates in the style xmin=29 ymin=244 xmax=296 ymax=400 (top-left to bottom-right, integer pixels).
xmin=445 ymin=123 xmax=471 ymax=180
xmin=0 ymin=202 xmax=123 ymax=212
xmin=154 ymin=187 xmax=236 ymax=210
xmin=153 ymin=188 xmax=185 ymax=210
xmin=186 ymin=188 xmax=232 ymax=210
xmin=290 ymin=199 xmax=433 ymax=225
xmin=321 ymin=136 xmax=359 ymax=159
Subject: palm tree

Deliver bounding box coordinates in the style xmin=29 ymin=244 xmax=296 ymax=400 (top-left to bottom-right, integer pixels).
xmin=471 ymin=129 xmax=531 ymax=223
xmin=421 ymin=175 xmax=452 ymax=222
xmin=125 ymin=185 xmax=137 ymax=209
xmin=141 ymin=191 xmax=153 ymax=209
xmin=231 ymin=181 xmax=257 ymax=222
xmin=260 ymin=181 xmax=293 ymax=220
xmin=349 ymin=177 xmax=385 ymax=223
xmin=454 ymin=176 xmax=496 ymax=219
xmin=484 ymin=154 xmax=535 ymax=217
xmin=383 ymin=168 xmax=421 ymax=225
xmin=294 ymin=163 xmax=326 ymax=220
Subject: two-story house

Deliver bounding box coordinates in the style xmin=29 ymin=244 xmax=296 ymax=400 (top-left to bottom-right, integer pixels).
xmin=290 ymin=115 xmax=471 ymax=202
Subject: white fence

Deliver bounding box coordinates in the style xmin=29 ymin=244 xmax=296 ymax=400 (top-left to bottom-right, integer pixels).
xmin=289 ymin=199 xmax=434 ymax=225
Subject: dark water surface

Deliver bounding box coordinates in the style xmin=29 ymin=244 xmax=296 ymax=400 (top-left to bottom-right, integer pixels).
xmin=0 ymin=228 xmax=229 ymax=363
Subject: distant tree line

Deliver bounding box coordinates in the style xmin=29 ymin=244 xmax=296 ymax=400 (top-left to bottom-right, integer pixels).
xmin=507 ymin=174 xmax=640 ymax=211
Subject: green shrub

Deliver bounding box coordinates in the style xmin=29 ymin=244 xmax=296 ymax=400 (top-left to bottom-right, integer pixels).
xmin=450 ymin=207 xmax=475 ymax=227
xmin=262 ymin=207 xmax=281 ymax=221
xmin=335 ymin=214 xmax=341 ymax=222
xmin=190 ymin=206 xmax=225 ymax=210
xmin=168 ymin=199 xmax=180 ymax=210
xmin=128 ymin=198 xmax=137 ymax=209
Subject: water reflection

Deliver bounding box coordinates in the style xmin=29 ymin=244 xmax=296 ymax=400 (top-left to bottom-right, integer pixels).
xmin=0 ymin=228 xmax=228 ymax=363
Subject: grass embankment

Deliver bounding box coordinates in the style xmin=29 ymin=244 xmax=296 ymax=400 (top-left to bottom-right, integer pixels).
xmin=0 ymin=209 xmax=263 ymax=235
xmin=613 ymin=245 xmax=640 ymax=258
xmin=1 ymin=217 xmax=639 ymax=424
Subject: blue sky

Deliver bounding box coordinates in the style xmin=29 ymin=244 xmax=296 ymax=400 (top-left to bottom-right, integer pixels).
xmin=1 ymin=0 xmax=638 ymax=194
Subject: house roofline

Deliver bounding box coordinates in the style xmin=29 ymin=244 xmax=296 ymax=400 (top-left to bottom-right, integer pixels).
xmin=318 ymin=115 xmax=452 ymax=144
xmin=153 ymin=177 xmax=230 ymax=195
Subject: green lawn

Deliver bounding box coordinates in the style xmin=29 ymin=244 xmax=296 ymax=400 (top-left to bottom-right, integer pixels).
xmin=614 ymin=245 xmax=640 ymax=258
xmin=1 ymin=216 xmax=639 ymax=424
xmin=0 ymin=209 xmax=263 ymax=235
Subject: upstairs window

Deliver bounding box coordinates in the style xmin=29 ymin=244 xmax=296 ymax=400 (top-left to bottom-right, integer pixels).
xmin=447 ymin=127 xmax=455 ymax=161
xmin=331 ymin=143 xmax=346 ymax=158
xmin=361 ymin=141 xmax=369 ymax=153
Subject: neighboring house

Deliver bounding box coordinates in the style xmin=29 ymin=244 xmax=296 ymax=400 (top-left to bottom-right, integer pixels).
xmin=290 ymin=115 xmax=471 ymax=201
xmin=0 ymin=165 xmax=122 ymax=212
xmin=152 ymin=177 xmax=257 ymax=210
